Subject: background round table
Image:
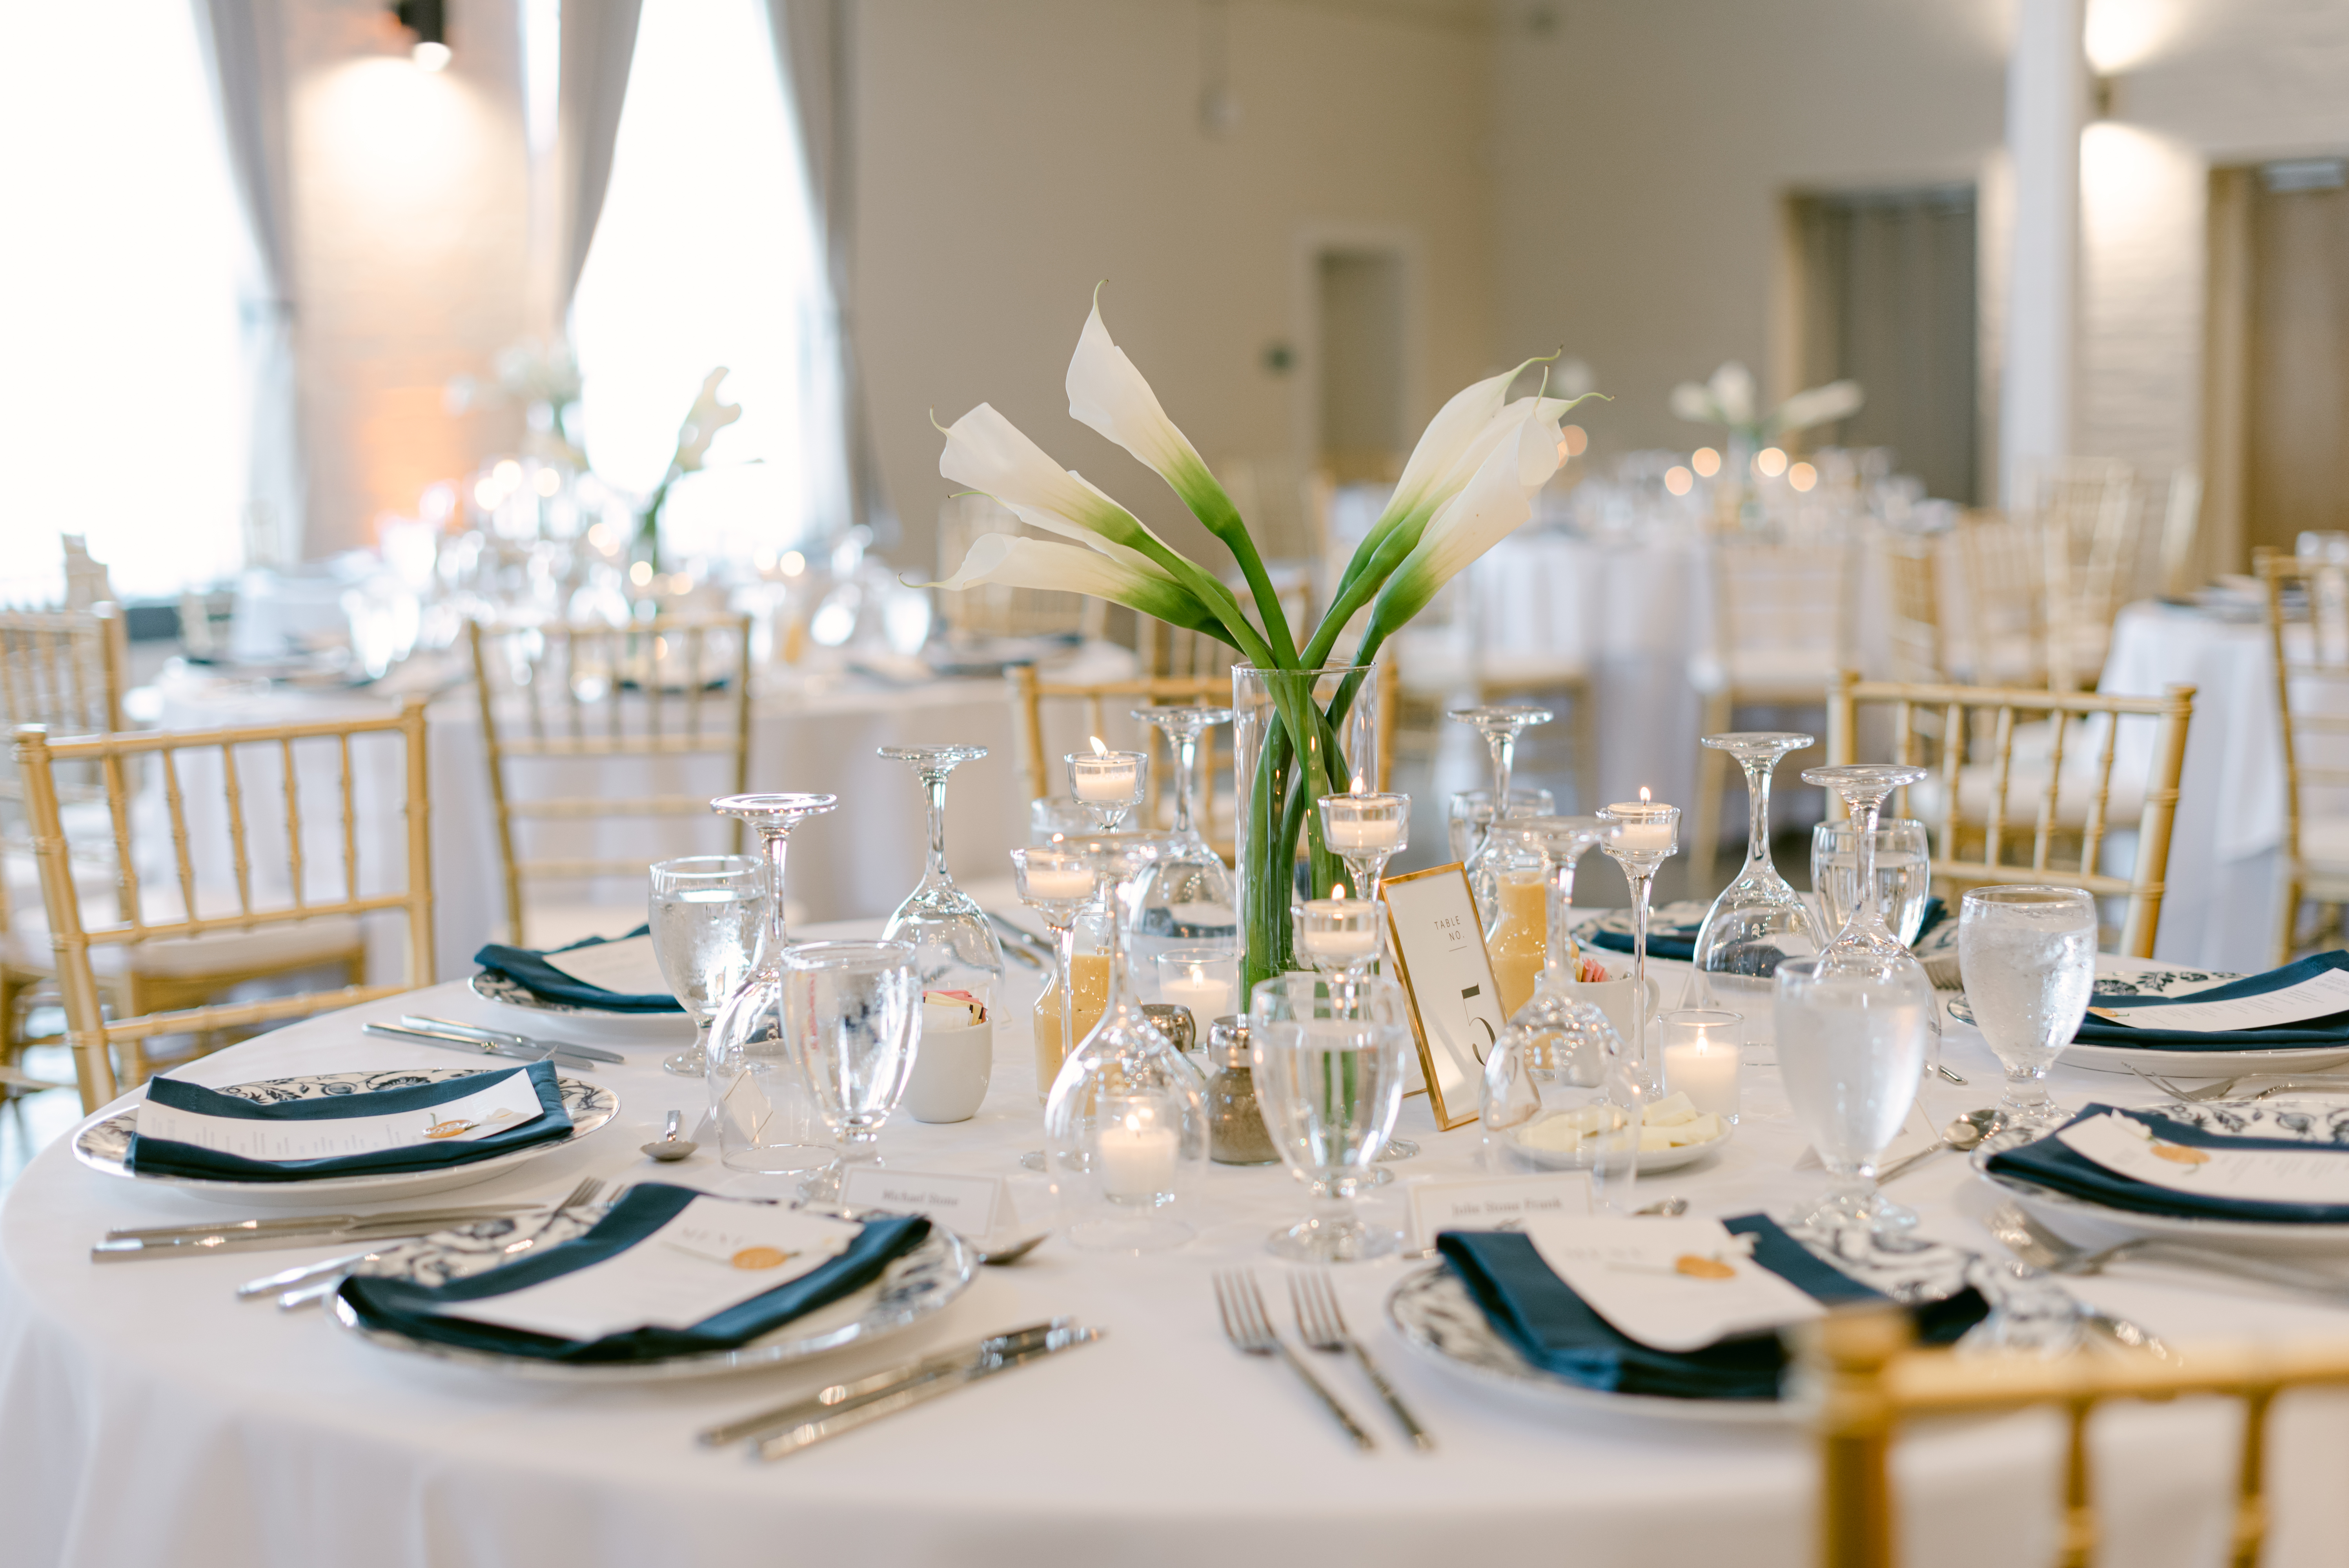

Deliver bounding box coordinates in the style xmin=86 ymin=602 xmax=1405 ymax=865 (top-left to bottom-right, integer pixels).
xmin=6 ymin=924 xmax=2349 ymax=1567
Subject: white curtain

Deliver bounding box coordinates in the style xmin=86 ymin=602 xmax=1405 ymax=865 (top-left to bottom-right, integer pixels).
xmin=762 ymin=0 xmax=877 ymax=543
xmin=191 ymin=0 xmax=303 ymax=565
xmin=556 ymin=0 xmax=644 ymax=313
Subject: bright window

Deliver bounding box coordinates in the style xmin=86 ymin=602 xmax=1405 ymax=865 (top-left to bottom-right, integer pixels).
xmin=570 ymin=0 xmax=836 ymax=558
xmin=0 ymin=0 xmax=250 ymax=601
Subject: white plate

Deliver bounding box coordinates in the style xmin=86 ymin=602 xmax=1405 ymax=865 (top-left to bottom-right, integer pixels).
xmin=470 ymin=971 xmax=695 ymax=1045
xmin=1502 ymin=1117 xmax=1732 ymax=1173
xmin=327 ymin=1210 xmax=976 ymax=1382
xmin=74 ymin=1067 xmax=619 ymax=1208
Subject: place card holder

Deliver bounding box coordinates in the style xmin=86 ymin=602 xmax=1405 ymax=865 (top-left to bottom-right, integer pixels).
xmin=1380 ymin=862 xmax=1507 ymax=1131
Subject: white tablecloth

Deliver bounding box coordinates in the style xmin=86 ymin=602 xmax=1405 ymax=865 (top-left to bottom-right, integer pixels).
xmin=7 ymin=933 xmax=2348 ymax=1567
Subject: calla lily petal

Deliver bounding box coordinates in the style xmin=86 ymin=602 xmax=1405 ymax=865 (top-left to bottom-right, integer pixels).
xmin=1708 ymin=362 xmax=1757 ymax=427
xmin=940 ymin=403 xmax=1166 ymax=557
xmin=1775 ymin=379 xmax=1865 ymax=432
xmin=1669 ymin=381 xmax=1717 ymax=423
xmin=1359 ymin=404 xmax=1564 ymax=640
xmin=921 ymin=533 xmax=1229 ymax=641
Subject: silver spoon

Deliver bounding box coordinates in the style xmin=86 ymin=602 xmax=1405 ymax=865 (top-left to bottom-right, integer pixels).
xmin=974 ymin=1230 xmax=1051 ymax=1266
xmin=642 ymin=1110 xmax=698 ymax=1162
xmin=1632 ymin=1196 xmax=1688 ymax=1217
xmin=1876 ymin=1109 xmax=1996 ymax=1183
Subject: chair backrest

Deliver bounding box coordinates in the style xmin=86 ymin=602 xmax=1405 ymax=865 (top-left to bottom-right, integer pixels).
xmin=1877 ymin=528 xmax=1947 ymax=683
xmin=1708 ymin=537 xmax=1858 ymax=670
xmin=2256 ymin=548 xmax=2349 ymax=888
xmin=2158 ymin=465 xmax=2204 ymax=599
xmin=934 ymin=494 xmax=1105 ymax=642
xmin=1007 ymin=667 xmax=1233 ymax=809
xmin=1949 ymin=508 xmax=2049 ymax=687
xmin=59 ymin=535 xmax=115 ymax=613
xmin=2025 ymin=458 xmax=2142 ymax=690
xmin=1825 ymin=669 xmax=2195 ymax=957
xmin=0 ymin=602 xmax=127 ymax=736
xmin=1807 ymin=1304 xmax=2349 ymax=1568
xmin=467 ymin=614 xmax=754 ymax=948
xmin=13 ymin=699 xmax=436 ymax=1110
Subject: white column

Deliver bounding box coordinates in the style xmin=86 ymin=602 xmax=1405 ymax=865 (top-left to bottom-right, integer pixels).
xmin=1999 ymin=0 xmax=2088 ymax=506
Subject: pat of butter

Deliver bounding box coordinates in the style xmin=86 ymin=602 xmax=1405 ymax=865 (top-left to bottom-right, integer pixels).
xmin=1647 ymin=1090 xmax=1698 ymax=1128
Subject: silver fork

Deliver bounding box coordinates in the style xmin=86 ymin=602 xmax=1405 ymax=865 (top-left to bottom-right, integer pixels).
xmin=267 ymin=1177 xmax=607 ymax=1310
xmin=1291 ymin=1270 xmax=1432 ymax=1451
xmin=1988 ymin=1201 xmax=2349 ymax=1306
xmin=1213 ymin=1270 xmax=1375 ymax=1451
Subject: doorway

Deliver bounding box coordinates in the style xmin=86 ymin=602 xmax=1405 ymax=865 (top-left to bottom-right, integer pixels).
xmin=2239 ymin=158 xmax=2349 ymax=558
xmin=1313 ymin=247 xmax=1408 ymax=483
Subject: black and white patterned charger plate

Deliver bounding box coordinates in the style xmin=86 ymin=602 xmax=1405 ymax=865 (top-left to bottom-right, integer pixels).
xmin=326 ymin=1209 xmax=976 ymax=1382
xmin=1582 ymin=901 xmax=1711 ymax=946
xmin=1948 ymin=964 xmax=2349 ymax=1076
xmin=1384 ymin=1219 xmax=1983 ymax=1424
xmin=75 ymin=1067 xmax=619 ymax=1208
xmin=469 ymin=972 xmax=692 ymax=1041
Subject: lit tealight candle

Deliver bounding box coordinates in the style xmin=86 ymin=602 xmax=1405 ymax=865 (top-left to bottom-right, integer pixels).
xmin=1097 ymin=1100 xmax=1180 ymax=1200
xmin=1603 ymin=787 xmax=1678 ymax=855
xmin=1068 ymin=736 xmax=1143 ymax=803
xmin=1660 ymin=1009 xmax=1742 ymax=1122
xmin=1298 ymin=897 xmax=1381 ymax=967
xmin=1156 ymin=947 xmax=1236 ymax=1023
xmin=1013 ymin=846 xmax=1095 ymax=903
xmin=1319 ymin=778 xmax=1409 ymax=852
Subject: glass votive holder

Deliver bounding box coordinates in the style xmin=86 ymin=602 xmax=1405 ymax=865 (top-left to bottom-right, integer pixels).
xmin=1029 ymin=796 xmax=1093 ymax=845
xmin=1297 ymin=898 xmax=1382 ymax=974
xmin=1066 ymin=743 xmax=1148 ymax=827
xmin=1659 ymin=1008 xmax=1742 ymax=1123
xmin=1318 ymin=789 xmax=1409 ymax=856
xmin=1155 ymin=946 xmax=1237 ymax=1025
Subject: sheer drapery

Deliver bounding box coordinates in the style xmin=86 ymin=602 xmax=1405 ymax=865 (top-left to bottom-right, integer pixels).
xmin=193 ymin=0 xmax=304 ymax=566
xmin=556 ymin=0 xmax=644 ymax=312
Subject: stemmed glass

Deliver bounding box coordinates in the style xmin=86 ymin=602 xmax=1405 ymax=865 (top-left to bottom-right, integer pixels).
xmin=1803 ymin=765 xmax=1932 ymax=965
xmin=1959 ymin=887 xmax=2097 ymax=1145
xmin=878 ymin=744 xmax=1005 ymax=1002
xmin=1813 ymin=818 xmax=1933 ymax=943
xmin=1500 ymin=815 xmax=1620 ymax=1067
xmin=1250 ymin=973 xmax=1411 ymax=1261
xmin=1129 ymin=705 xmax=1238 ymax=966
xmin=1596 ymin=795 xmax=1681 ymax=1093
xmin=1011 ymin=844 xmax=1096 ymax=1173
xmin=705 ymin=792 xmax=839 ymax=1176
xmin=1448 ymin=786 xmax=1555 ymax=863
xmin=783 ymin=940 xmax=922 ymax=1205
xmin=1684 ymin=733 xmax=1826 ymax=1014
xmin=1067 ymin=740 xmax=1149 ymax=829
xmin=1448 ymin=704 xmax=1555 ymax=923
xmin=647 ymin=854 xmax=765 ymax=1078
xmin=1775 ymin=956 xmax=1926 ymax=1237
xmin=1317 ymin=785 xmax=1409 ymax=906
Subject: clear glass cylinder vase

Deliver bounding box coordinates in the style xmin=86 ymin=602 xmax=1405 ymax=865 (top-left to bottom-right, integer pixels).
xmin=1230 ymin=664 xmax=1382 ymax=995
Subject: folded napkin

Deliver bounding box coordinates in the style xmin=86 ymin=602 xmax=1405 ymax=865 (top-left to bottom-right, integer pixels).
xmin=472 ymin=925 xmax=685 ymax=1013
xmin=1985 ymin=1104 xmax=2349 ymax=1224
xmin=127 ymin=1062 xmax=572 ymax=1182
xmin=340 ymin=1184 xmax=931 ymax=1363
xmin=2071 ymin=951 xmax=2349 ymax=1051
xmin=1437 ymin=1213 xmax=1987 ymax=1401
xmin=1585 ymin=898 xmax=1946 ymax=964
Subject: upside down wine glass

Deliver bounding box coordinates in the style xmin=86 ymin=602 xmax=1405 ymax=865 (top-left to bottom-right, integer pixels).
xmin=1684 ymin=732 xmax=1826 ymax=1016
xmin=1597 ymin=794 xmax=1680 ymax=1095
xmin=878 ymin=744 xmax=1006 ymax=1007
xmin=1449 ymin=704 xmax=1555 ymax=925
xmin=1129 ymin=705 xmax=1238 ymax=965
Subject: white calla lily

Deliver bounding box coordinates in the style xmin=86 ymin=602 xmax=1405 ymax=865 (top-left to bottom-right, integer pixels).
xmin=1669 ymin=381 xmax=1717 ymax=423
xmin=1774 ymin=379 xmax=1865 ymax=432
xmin=1708 ymin=361 xmax=1757 ymax=427
xmin=922 ymin=533 xmax=1226 ymax=639
xmin=939 ymin=402 xmax=1164 ymax=556
xmin=1358 ymin=403 xmax=1564 ymax=641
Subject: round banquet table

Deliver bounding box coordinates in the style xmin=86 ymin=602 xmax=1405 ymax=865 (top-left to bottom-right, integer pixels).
xmin=7 ymin=925 xmax=2349 ymax=1568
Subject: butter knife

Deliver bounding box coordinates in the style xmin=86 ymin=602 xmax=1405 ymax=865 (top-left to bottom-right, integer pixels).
xmin=401 ymin=1016 xmax=625 ymax=1065
xmin=755 ymin=1327 xmax=1103 ymax=1460
xmin=699 ymin=1320 xmax=1065 ymax=1447
xmin=362 ymin=1021 xmax=599 ymax=1068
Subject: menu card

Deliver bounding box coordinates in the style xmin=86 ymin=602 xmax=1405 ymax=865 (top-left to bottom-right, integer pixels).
xmin=434 ymin=1198 xmax=861 ymax=1341
xmin=2058 ymin=1111 xmax=2349 ymax=1206
xmin=1520 ymin=1216 xmax=1825 ymax=1352
xmin=539 ymin=933 xmax=672 ymax=996
xmin=135 ymin=1071 xmax=548 ymax=1163
xmin=2087 ymin=967 xmax=2349 ymax=1033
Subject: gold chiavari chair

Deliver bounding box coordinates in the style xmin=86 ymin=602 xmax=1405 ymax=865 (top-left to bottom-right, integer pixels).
xmin=468 ymin=614 xmax=753 ymax=950
xmin=1879 ymin=527 xmax=1948 ymax=684
xmin=2256 ymin=548 xmax=2349 ymax=961
xmin=1951 ymin=510 xmax=2050 ymax=688
xmin=1824 ymin=670 xmax=2194 ymax=958
xmin=1808 ymin=1304 xmax=2349 ymax=1568
xmin=934 ymin=494 xmax=1109 ymax=645
xmin=13 ymin=699 xmax=435 ymax=1111
xmin=2026 ymin=459 xmax=2142 ymax=691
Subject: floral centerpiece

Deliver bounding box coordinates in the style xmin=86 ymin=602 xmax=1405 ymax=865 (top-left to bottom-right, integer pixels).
xmin=1668 ymin=361 xmax=1864 ymax=452
xmin=926 ymin=291 xmax=1597 ymax=993
xmin=634 ymin=368 xmax=743 ymax=572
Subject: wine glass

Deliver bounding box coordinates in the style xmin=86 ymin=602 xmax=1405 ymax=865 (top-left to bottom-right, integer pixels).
xmin=1448 ymin=705 xmax=1556 ymax=923
xmin=1684 ymin=733 xmax=1826 ymax=1016
xmin=878 ymin=744 xmax=1005 ymax=1005
xmin=647 ymin=854 xmax=765 ymax=1078
xmin=1011 ymin=844 xmax=1098 ymax=1173
xmin=1493 ymin=814 xmax=1620 ymax=1056
xmin=1447 ymin=786 xmax=1555 ymax=863
xmin=1804 ymin=762 xmax=1947 ymax=1094
xmin=1812 ymin=818 xmax=1932 ymax=944
xmin=784 ymin=940 xmax=922 ymax=1205
xmin=1775 ymin=955 xmax=1927 ymax=1237
xmin=1249 ymin=973 xmax=1411 ymax=1262
xmin=1959 ymin=886 xmax=2097 ymax=1145
xmin=1067 ymin=739 xmax=1148 ymax=829
xmin=704 ymin=793 xmax=840 ymax=1176
xmin=1128 ymin=705 xmax=1238 ymax=972
xmin=1317 ymin=785 xmax=1409 ymax=907
xmin=1596 ymin=795 xmax=1681 ymax=1093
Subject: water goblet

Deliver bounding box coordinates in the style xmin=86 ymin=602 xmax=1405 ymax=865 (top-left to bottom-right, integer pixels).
xmin=1067 ymin=739 xmax=1149 ymax=830
xmin=1448 ymin=786 xmax=1556 ymax=863
xmin=1812 ymin=818 xmax=1932 ymax=945
xmin=1012 ymin=844 xmax=1098 ymax=1173
xmin=1317 ymin=784 xmax=1409 ymax=907
xmin=1596 ymin=794 xmax=1681 ymax=1093
xmin=1774 ymin=956 xmax=1927 ymax=1238
xmin=1128 ymin=705 xmax=1238 ymax=967
xmin=1804 ymin=763 xmax=1945 ymax=1083
xmin=784 ymin=940 xmax=922 ymax=1205
xmin=878 ymin=743 xmax=1005 ymax=1002
xmin=1685 ymin=733 xmax=1826 ymax=1017
xmin=1250 ymin=973 xmax=1411 ymax=1261
xmin=648 ymin=854 xmax=766 ymax=1078
xmin=1959 ymin=886 xmax=2097 ymax=1145
xmin=705 ymin=792 xmax=840 ymax=1176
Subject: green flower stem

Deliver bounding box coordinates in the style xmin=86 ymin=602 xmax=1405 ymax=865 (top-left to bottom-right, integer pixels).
xmin=1240 ymin=666 xmax=1375 ymax=996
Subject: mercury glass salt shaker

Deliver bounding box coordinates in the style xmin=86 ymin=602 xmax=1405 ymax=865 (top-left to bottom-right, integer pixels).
xmin=1141 ymin=1003 xmax=1197 ymax=1056
xmin=1205 ymin=1015 xmax=1280 ymax=1166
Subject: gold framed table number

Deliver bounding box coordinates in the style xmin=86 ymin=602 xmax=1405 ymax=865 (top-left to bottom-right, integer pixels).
xmin=1380 ymin=863 xmax=1507 ymax=1131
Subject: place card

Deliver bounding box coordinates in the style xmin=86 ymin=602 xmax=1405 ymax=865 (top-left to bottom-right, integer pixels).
xmin=837 ymin=1167 xmax=1009 ymax=1238
xmin=2059 ymin=1112 xmax=2349 ymax=1205
xmin=1382 ymin=863 xmax=1507 ymax=1131
xmin=539 ymin=933 xmax=672 ymax=997
xmin=437 ymin=1198 xmax=861 ymax=1342
xmin=2086 ymin=967 xmax=2349 ymax=1033
xmin=1522 ymin=1216 xmax=1825 ymax=1353
xmin=1406 ymin=1174 xmax=1584 ymax=1250
xmin=136 ymin=1071 xmax=547 ymax=1162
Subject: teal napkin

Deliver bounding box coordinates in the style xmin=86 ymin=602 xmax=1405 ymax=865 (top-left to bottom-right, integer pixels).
xmin=2073 ymin=952 xmax=2349 ymax=1051
xmin=1986 ymin=1104 xmax=2349 ymax=1224
xmin=340 ymin=1184 xmax=932 ymax=1363
xmin=1437 ymin=1213 xmax=1987 ymax=1401
xmin=127 ymin=1062 xmax=572 ymax=1182
xmin=1588 ymin=899 xmax=1945 ymax=964
xmin=472 ymin=925 xmax=685 ymax=1013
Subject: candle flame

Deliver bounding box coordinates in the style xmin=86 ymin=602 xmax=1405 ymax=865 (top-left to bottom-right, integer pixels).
xmin=1089 ymin=735 xmax=1109 ymax=756
xmin=1123 ymin=1112 xmax=1142 ymax=1133
xmin=1335 ymin=881 xmax=1349 ymax=900
xmin=1351 ymin=774 xmax=1366 ymax=794
xmin=1639 ymin=785 xmax=1651 ymax=805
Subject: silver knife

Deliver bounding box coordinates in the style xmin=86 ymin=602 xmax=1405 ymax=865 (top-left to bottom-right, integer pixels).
xmin=754 ymin=1327 xmax=1103 ymax=1460
xmin=237 ymin=1246 xmax=393 ymax=1298
xmin=699 ymin=1321 xmax=1066 ymax=1447
xmin=96 ymin=1206 xmax=541 ymax=1262
xmin=109 ymin=1204 xmax=524 ymax=1242
xmin=401 ymin=1016 xmax=625 ymax=1065
xmin=362 ymin=1021 xmax=599 ymax=1068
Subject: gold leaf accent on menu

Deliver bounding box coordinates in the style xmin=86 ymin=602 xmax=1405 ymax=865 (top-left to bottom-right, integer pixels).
xmin=1674 ymin=1254 xmax=1736 ymax=1280
xmin=731 ymin=1246 xmax=793 ymax=1270
xmin=2149 ymin=1142 xmax=2210 ymax=1167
